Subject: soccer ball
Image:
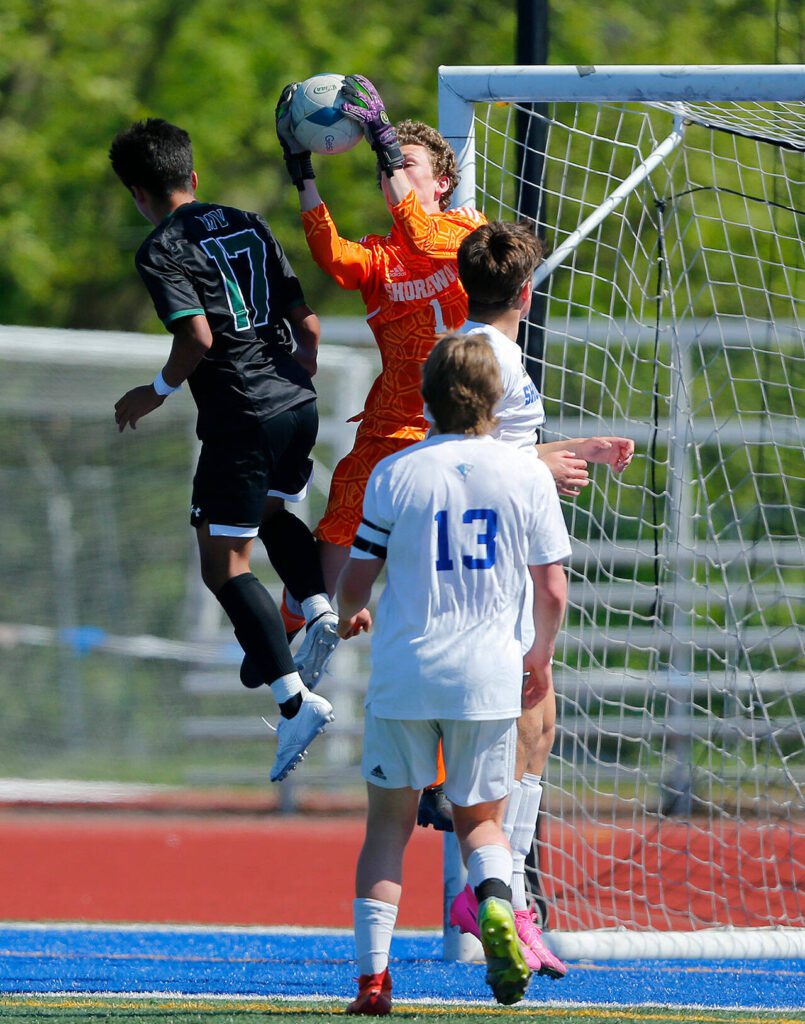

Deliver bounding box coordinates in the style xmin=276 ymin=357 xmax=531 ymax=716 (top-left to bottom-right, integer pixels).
xmin=289 ymin=74 xmax=364 ymax=155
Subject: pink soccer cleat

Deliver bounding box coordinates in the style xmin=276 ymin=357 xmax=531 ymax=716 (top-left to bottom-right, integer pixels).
xmin=450 ymin=884 xmax=567 ymax=979
xmin=514 ymin=908 xmax=567 ymax=979
xmin=449 ymin=883 xmax=480 ymax=937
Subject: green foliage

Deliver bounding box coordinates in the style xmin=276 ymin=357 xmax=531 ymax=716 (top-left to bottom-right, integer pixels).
xmin=0 ymin=0 xmax=512 ymax=328
xmin=0 ymin=0 xmax=797 ymax=328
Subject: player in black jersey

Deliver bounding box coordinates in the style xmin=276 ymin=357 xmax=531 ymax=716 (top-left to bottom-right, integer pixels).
xmin=109 ymin=118 xmax=334 ymax=783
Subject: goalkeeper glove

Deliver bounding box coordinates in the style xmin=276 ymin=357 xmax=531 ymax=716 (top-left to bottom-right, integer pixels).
xmin=275 ymin=83 xmax=315 ymax=190
xmin=340 ymin=74 xmax=404 ymax=176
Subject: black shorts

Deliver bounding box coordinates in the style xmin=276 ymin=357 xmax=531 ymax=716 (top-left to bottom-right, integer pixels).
xmin=190 ymin=399 xmax=317 ymax=535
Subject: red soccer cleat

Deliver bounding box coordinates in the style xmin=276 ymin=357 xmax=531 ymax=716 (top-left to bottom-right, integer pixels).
xmin=346 ymin=968 xmax=392 ymax=1015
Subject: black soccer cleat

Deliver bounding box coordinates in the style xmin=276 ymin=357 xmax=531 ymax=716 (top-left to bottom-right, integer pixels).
xmin=417 ymin=784 xmax=454 ymax=832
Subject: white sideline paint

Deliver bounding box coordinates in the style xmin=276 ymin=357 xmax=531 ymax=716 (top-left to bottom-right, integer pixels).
xmin=16 ymin=990 xmax=805 ymax=1013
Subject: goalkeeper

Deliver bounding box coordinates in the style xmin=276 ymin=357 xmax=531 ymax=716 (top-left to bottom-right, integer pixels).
xmin=273 ymin=76 xmax=486 ymax=689
xmin=275 ymin=76 xmax=611 ymax=825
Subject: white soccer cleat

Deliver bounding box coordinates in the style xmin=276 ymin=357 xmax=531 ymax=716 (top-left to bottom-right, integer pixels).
xmin=269 ymin=692 xmax=334 ymax=783
xmin=294 ymin=611 xmax=340 ymax=689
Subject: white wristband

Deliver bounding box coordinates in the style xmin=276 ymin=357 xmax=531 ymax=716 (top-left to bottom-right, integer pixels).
xmin=153 ymin=370 xmax=181 ymax=396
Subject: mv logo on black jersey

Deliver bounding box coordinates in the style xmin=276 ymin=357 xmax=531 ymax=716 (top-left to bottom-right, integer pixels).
xmin=199 ymin=208 xmax=229 ymax=231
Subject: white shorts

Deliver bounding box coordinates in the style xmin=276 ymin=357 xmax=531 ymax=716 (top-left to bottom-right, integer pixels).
xmin=361 ymin=708 xmax=517 ymax=807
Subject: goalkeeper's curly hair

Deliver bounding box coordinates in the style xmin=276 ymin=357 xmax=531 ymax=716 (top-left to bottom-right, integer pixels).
xmin=379 ymin=120 xmax=459 ymax=210
xmin=422 ymin=332 xmax=502 ymax=437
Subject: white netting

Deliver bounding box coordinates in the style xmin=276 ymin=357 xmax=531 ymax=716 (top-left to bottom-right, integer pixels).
xmin=469 ymin=92 xmax=804 ymax=934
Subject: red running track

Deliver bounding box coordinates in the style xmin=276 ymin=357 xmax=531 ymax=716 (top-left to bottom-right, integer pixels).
xmin=0 ymin=812 xmax=443 ymax=928
xmin=1 ymin=811 xmax=801 ymax=931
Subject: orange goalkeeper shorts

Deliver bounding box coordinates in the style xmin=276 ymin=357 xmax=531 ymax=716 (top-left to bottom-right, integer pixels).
xmin=316 ymin=433 xmax=416 ymax=547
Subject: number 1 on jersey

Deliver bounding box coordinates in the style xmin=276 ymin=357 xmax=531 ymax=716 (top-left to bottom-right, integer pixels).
xmin=429 ymin=298 xmax=447 ymax=334
xmin=434 ymin=510 xmax=454 ymax=570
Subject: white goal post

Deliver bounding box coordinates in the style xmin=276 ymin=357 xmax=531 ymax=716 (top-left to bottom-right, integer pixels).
xmin=438 ymin=66 xmax=805 ymax=960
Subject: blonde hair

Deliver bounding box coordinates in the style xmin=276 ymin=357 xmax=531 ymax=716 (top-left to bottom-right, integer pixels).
xmin=422 ymin=332 xmax=502 ymax=436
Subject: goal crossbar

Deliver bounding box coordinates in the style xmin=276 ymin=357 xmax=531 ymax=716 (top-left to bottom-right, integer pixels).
xmin=438 ymin=64 xmax=805 ymax=206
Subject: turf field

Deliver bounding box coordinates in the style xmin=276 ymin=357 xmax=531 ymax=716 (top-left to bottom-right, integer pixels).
xmin=1 ymin=925 xmax=802 ymax=1024
xmin=2 ymin=995 xmax=804 ymax=1023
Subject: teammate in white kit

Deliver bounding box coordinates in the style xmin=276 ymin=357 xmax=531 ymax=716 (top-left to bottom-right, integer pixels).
xmin=448 ymin=221 xmax=634 ymax=978
xmin=336 ymin=332 xmax=571 ymax=1014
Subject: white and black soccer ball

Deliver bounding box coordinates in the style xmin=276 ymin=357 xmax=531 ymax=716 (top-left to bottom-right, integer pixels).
xmin=289 ymin=74 xmax=364 ymax=155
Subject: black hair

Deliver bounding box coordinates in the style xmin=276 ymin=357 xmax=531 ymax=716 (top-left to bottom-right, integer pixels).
xmin=109 ymin=118 xmax=194 ymax=199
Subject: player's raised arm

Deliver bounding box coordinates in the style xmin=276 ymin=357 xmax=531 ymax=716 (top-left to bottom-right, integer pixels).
xmin=341 ymin=79 xmax=480 ymax=257
xmin=276 ymin=83 xmax=318 ymax=199
xmin=275 ymin=82 xmax=329 ymax=212
xmin=276 ymin=82 xmax=372 ymax=290
xmin=339 ymin=75 xmax=408 ymax=201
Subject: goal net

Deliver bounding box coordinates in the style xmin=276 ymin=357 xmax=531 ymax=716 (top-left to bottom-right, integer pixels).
xmin=439 ymin=66 xmax=804 ymax=957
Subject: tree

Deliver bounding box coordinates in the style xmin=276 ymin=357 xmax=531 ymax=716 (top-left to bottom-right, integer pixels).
xmin=0 ymin=0 xmax=796 ymax=328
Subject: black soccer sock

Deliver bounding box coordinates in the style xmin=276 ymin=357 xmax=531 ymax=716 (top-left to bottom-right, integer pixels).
xmin=259 ymin=510 xmax=326 ymax=603
xmin=474 ymin=878 xmax=513 ymax=905
xmin=216 ymin=573 xmax=296 ymax=686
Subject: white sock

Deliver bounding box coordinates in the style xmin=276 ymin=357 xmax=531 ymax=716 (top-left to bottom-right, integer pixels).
xmin=502 ymin=780 xmax=522 ymax=841
xmin=466 ymin=845 xmax=513 ymax=894
xmin=269 ymin=673 xmax=307 ymax=705
xmin=509 ymin=774 xmax=543 ymax=911
xmin=302 ymin=594 xmax=334 ymax=624
xmin=511 ymin=853 xmax=528 ymax=909
xmin=353 ymin=897 xmax=398 ymax=975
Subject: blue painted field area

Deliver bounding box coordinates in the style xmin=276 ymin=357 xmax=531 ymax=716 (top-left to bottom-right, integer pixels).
xmin=0 ymin=925 xmax=802 ymax=1012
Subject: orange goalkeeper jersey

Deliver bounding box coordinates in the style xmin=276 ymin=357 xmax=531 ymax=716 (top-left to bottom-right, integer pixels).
xmin=302 ymin=191 xmax=487 ymax=439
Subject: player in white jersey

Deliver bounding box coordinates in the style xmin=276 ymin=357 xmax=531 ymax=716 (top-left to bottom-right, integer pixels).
xmin=335 ymin=333 xmax=571 ymax=1014
xmin=463 ymin=319 xmax=545 ymax=448
xmin=447 ymin=221 xmax=635 ymax=978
